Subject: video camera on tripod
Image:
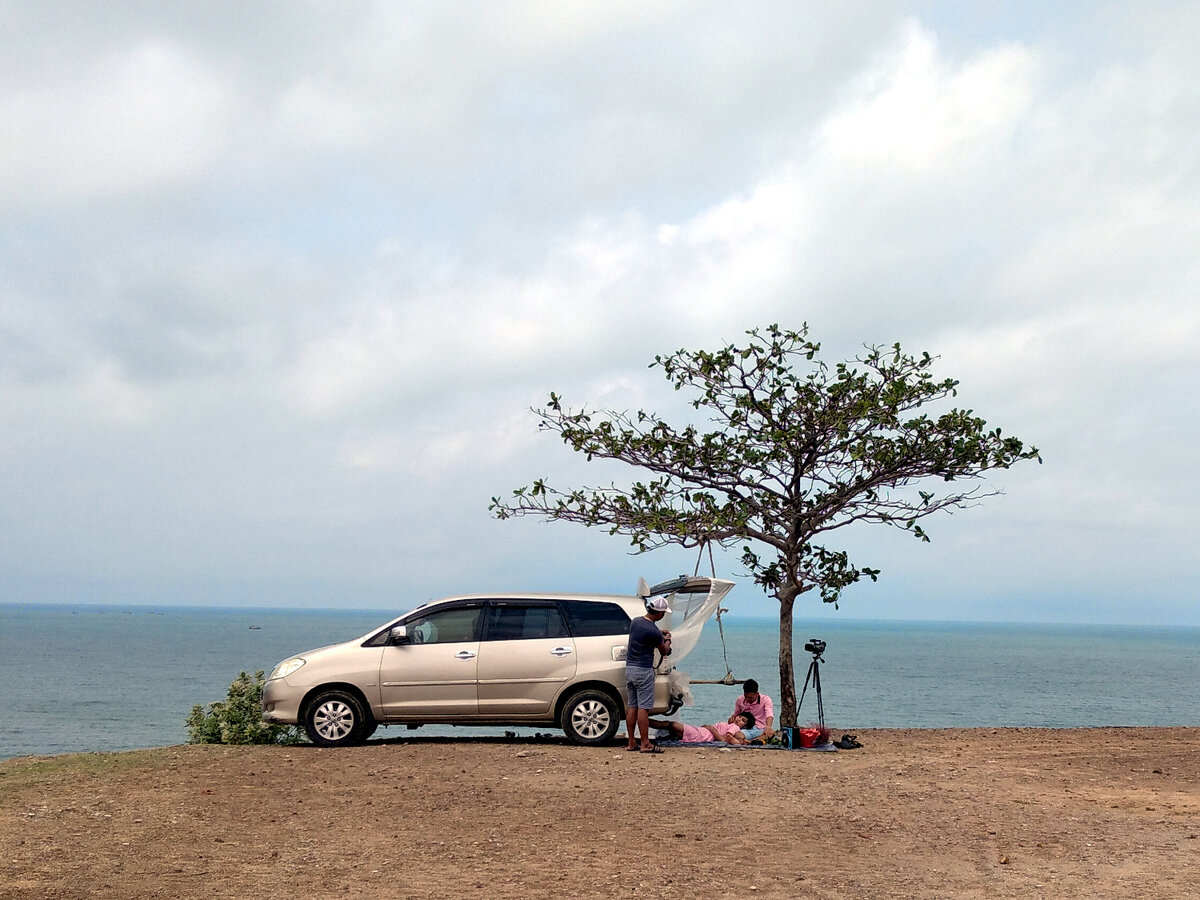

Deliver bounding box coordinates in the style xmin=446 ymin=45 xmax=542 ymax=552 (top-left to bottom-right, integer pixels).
xmin=797 ymin=637 xmax=827 ymax=728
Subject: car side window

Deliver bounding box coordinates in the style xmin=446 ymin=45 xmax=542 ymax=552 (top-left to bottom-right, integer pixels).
xmin=406 ymin=606 xmax=482 ymax=644
xmin=485 ymin=603 xmax=570 ymax=641
xmin=560 ymin=600 xmax=632 ymax=638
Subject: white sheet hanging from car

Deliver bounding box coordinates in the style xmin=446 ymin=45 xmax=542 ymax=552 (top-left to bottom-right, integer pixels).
xmin=637 ymin=575 xmax=735 ymax=668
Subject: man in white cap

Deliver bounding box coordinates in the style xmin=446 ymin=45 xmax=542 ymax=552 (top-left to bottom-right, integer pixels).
xmin=625 ymin=596 xmax=672 ymax=753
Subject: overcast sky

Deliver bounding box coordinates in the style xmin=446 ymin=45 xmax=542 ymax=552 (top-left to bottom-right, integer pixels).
xmin=3 ymin=2 xmax=1197 ymax=625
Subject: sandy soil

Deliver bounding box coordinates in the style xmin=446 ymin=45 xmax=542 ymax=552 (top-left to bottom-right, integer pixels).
xmin=2 ymin=727 xmax=1197 ymax=899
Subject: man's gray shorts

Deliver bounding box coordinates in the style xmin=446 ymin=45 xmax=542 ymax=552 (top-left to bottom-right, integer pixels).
xmin=625 ymin=665 xmax=656 ymax=709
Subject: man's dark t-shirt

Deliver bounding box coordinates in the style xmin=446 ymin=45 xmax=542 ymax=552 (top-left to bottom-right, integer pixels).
xmin=626 ymin=616 xmax=664 ymax=668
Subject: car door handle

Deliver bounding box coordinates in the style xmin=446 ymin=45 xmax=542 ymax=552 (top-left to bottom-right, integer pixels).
xmin=550 ymin=646 xmax=573 ymax=657
xmin=454 ymin=650 xmax=477 ymax=660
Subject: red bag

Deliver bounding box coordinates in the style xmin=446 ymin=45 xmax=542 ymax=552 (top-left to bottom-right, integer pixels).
xmin=797 ymin=727 xmax=823 ymax=748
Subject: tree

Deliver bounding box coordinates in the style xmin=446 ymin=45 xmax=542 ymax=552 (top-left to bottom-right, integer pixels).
xmin=490 ymin=324 xmax=1040 ymax=727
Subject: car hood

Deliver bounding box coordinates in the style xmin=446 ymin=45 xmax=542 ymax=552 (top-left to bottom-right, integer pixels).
xmin=295 ymin=639 xmax=355 ymax=661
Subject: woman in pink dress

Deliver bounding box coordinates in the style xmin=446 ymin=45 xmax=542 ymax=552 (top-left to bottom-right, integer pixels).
xmin=647 ymin=711 xmax=754 ymax=744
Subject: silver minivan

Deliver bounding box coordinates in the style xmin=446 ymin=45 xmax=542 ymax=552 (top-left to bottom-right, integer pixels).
xmin=262 ymin=576 xmax=732 ymax=746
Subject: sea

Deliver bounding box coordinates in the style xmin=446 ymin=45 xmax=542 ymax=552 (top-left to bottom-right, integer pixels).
xmin=2 ymin=603 xmax=1198 ymax=761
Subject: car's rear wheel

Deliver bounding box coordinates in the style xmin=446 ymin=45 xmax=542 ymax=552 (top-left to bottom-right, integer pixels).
xmin=304 ymin=690 xmax=370 ymax=747
xmin=561 ymin=689 xmax=620 ymax=745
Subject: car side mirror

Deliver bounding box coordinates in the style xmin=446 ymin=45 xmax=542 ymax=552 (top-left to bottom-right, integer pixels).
xmin=389 ymin=625 xmax=410 ymax=645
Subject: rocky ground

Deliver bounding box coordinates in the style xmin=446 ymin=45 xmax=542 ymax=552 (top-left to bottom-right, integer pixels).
xmin=2 ymin=727 xmax=1197 ymax=899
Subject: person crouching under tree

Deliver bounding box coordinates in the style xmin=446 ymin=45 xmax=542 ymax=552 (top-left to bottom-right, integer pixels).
xmin=731 ymin=678 xmax=774 ymax=742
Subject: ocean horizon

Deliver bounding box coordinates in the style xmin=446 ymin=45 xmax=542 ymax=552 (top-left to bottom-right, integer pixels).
xmin=3 ymin=602 xmax=1198 ymax=761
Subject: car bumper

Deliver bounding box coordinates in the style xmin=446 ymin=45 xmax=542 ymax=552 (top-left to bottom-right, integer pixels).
xmin=261 ymin=677 xmax=303 ymax=725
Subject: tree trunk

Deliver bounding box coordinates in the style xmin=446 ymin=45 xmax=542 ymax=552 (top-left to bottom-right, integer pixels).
xmin=777 ymin=590 xmax=797 ymax=727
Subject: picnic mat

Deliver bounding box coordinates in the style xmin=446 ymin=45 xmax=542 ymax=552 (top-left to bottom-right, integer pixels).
xmin=652 ymin=740 xmax=838 ymax=751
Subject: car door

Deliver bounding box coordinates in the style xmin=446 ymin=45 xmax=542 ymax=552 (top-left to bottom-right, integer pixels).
xmin=475 ymin=600 xmax=577 ymax=716
xmin=559 ymin=599 xmax=632 ymax=684
xmin=377 ymin=602 xmax=483 ymax=719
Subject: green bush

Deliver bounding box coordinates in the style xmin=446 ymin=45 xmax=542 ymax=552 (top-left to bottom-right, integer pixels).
xmin=186 ymin=670 xmax=303 ymax=745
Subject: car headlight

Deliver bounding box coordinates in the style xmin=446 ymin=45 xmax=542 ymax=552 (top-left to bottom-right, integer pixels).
xmin=268 ymin=657 xmax=306 ymax=680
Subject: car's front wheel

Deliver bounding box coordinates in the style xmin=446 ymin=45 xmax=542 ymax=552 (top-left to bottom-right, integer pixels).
xmin=561 ymin=689 xmax=620 ymax=745
xmin=304 ymin=690 xmax=370 ymax=747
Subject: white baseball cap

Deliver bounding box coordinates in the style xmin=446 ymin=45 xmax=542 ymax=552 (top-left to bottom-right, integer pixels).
xmin=647 ymin=596 xmax=672 ymax=613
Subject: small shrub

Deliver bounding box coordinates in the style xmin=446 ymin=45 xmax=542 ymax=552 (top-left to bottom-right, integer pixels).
xmin=186 ymin=670 xmax=303 ymax=745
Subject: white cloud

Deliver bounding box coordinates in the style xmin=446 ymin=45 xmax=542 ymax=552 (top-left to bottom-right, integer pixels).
xmin=78 ymin=359 xmax=161 ymax=424
xmin=2 ymin=2 xmax=1198 ymax=625
xmin=820 ymin=22 xmax=1037 ymax=172
xmin=1 ymin=42 xmax=233 ymax=212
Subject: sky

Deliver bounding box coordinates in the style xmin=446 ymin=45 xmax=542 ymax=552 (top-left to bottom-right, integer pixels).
xmin=2 ymin=1 xmax=1197 ymax=626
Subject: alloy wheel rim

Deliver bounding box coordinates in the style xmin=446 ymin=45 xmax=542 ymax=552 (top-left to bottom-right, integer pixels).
xmin=315 ymin=700 xmax=354 ymax=740
xmin=572 ymin=699 xmax=609 ymax=739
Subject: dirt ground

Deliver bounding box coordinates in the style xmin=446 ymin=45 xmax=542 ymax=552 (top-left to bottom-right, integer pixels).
xmin=1 ymin=727 xmax=1197 ymax=899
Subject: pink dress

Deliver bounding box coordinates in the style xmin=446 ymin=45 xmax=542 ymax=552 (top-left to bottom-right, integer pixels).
xmin=680 ymin=721 xmax=741 ymax=742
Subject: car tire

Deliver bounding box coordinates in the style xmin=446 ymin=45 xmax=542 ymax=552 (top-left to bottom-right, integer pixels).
xmin=304 ymin=690 xmax=370 ymax=747
xmin=561 ymin=689 xmax=620 ymax=745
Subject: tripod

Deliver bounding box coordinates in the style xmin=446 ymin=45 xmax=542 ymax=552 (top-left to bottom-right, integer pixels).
xmin=796 ymin=648 xmax=825 ymax=729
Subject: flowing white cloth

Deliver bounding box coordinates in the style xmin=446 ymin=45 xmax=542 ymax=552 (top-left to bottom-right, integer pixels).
xmin=652 ymin=576 xmax=735 ymax=665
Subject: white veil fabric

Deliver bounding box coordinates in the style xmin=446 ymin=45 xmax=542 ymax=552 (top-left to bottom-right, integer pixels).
xmin=637 ymin=575 xmax=735 ymax=667
xmin=634 ymin=575 xmax=736 ymax=711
